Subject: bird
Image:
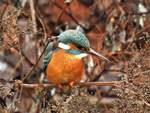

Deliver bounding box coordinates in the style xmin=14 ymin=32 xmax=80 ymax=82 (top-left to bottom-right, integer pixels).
xmin=44 ymin=30 xmax=109 ymax=87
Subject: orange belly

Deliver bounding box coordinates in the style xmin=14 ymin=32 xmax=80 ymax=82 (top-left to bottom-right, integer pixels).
xmin=46 ymin=49 xmax=84 ymax=85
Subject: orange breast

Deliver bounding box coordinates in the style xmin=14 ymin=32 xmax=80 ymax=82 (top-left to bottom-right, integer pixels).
xmin=46 ymin=49 xmax=84 ymax=85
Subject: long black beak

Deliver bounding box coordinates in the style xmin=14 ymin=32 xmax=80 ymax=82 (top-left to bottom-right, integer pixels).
xmin=89 ymin=48 xmax=111 ymax=62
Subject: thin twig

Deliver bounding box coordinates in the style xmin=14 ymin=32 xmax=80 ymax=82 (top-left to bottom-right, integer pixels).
xmin=18 ymin=35 xmax=24 ymax=79
xmin=35 ymin=12 xmax=47 ymax=42
xmin=56 ymin=3 xmax=68 ymax=22
xmin=50 ymin=0 xmax=87 ymax=31
xmin=29 ymin=0 xmax=37 ymax=34
xmin=124 ymin=88 xmax=150 ymax=107
xmin=22 ymin=41 xmax=50 ymax=82
xmin=10 ymin=57 xmax=25 ymax=75
xmin=78 ymin=81 xmax=121 ymax=87
xmin=135 ymin=23 xmax=150 ymax=37
xmin=10 ymin=47 xmax=35 ymax=67
xmin=135 ymin=69 xmax=150 ymax=76
xmin=19 ymin=81 xmax=122 ymax=88
xmin=130 ymin=10 xmax=150 ymax=15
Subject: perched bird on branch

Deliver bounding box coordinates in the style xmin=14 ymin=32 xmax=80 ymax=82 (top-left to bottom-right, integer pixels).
xmin=44 ymin=30 xmax=109 ymax=87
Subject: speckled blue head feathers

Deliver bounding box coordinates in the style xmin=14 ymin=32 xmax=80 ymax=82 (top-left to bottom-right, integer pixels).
xmin=57 ymin=30 xmax=90 ymax=49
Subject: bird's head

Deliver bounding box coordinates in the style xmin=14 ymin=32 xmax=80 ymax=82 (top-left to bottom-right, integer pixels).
xmin=57 ymin=30 xmax=110 ymax=61
xmin=57 ymin=30 xmax=90 ymax=49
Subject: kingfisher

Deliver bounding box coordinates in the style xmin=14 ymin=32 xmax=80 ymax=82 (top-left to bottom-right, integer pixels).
xmin=44 ymin=30 xmax=109 ymax=87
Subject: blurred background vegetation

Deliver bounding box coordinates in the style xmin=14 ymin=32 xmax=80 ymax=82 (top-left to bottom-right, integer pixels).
xmin=0 ymin=0 xmax=150 ymax=113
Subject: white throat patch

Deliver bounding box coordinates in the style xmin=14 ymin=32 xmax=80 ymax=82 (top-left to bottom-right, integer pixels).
xmin=75 ymin=53 xmax=88 ymax=59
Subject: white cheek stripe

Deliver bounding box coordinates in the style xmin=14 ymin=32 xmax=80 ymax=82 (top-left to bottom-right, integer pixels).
xmin=75 ymin=53 xmax=88 ymax=59
xmin=58 ymin=42 xmax=70 ymax=50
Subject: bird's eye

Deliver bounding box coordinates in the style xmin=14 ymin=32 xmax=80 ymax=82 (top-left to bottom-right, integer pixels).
xmin=77 ymin=46 xmax=87 ymax=52
xmin=77 ymin=45 xmax=83 ymax=49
